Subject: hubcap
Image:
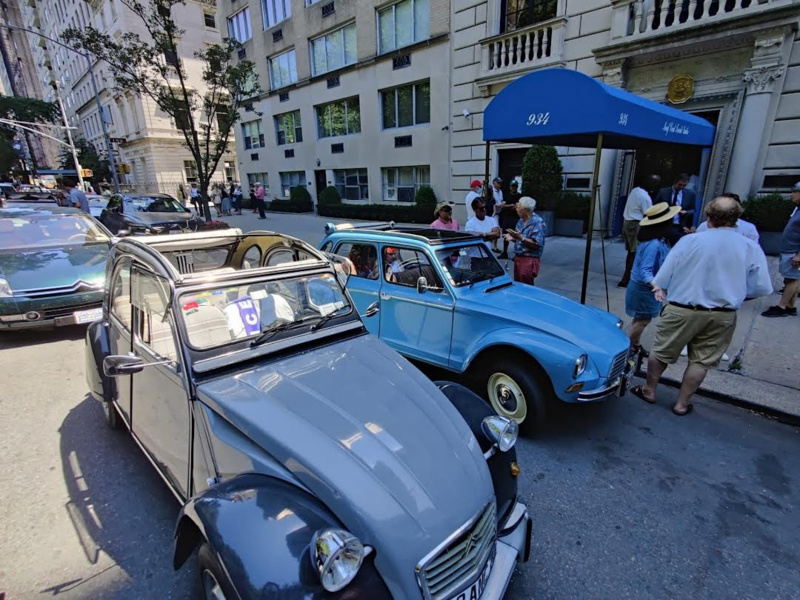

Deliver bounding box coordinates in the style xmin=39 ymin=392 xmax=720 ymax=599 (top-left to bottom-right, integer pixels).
xmin=487 ymin=373 xmax=527 ymax=423
xmin=203 ymin=570 xmax=227 ymax=600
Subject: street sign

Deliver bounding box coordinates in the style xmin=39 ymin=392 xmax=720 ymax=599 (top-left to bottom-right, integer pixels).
xmin=109 ymin=137 xmax=127 ymax=144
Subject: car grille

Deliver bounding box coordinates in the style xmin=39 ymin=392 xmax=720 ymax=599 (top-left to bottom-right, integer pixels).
xmin=13 ymin=280 xmax=102 ymax=299
xmin=608 ymin=349 xmax=629 ymax=380
xmin=40 ymin=301 xmax=102 ymax=320
xmin=417 ymin=503 xmax=496 ymax=600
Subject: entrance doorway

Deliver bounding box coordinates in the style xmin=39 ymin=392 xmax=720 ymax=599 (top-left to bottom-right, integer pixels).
xmin=497 ymin=148 xmax=527 ymax=195
xmin=314 ymin=169 xmax=327 ymax=203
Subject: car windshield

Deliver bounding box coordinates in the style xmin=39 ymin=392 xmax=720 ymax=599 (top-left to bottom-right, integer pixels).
xmin=178 ymin=272 xmax=352 ymax=349
xmin=0 ymin=213 xmax=111 ymax=248
xmin=435 ymin=244 xmax=505 ymax=287
xmin=125 ymin=195 xmax=184 ymax=213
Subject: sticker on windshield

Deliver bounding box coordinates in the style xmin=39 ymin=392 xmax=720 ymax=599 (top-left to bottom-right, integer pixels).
xmin=230 ymin=296 xmax=260 ymax=336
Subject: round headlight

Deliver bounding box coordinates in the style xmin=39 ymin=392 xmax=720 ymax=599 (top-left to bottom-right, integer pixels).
xmin=574 ymin=354 xmax=588 ymax=378
xmin=310 ymin=528 xmax=365 ymax=592
xmin=0 ymin=277 xmax=12 ymax=298
xmin=616 ymin=318 xmax=624 ymax=329
xmin=481 ymin=415 xmax=518 ymax=452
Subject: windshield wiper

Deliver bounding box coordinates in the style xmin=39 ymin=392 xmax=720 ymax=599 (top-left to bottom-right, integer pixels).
xmin=310 ymin=306 xmax=350 ymax=332
xmin=468 ymin=272 xmax=495 ymax=288
xmin=250 ymin=317 xmax=316 ymax=347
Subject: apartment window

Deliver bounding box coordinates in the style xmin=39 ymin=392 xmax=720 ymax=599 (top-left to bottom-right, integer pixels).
xmin=247 ymin=172 xmax=269 ymax=191
xmin=164 ymin=49 xmax=179 ymax=68
xmin=381 ymin=166 xmax=429 ymax=202
xmin=215 ymin=104 xmax=230 ymax=131
xmin=262 ymin=0 xmax=291 ymax=28
xmin=227 ymin=8 xmax=252 ymax=43
xmin=500 ymin=0 xmax=557 ymax=33
xmin=334 ymin=169 xmax=368 ymax=200
xmin=279 ymin=171 xmax=306 ymax=197
xmin=203 ymin=12 xmax=217 ymax=28
xmin=175 ymin=107 xmax=191 ymax=130
xmin=316 ymin=97 xmax=361 ymax=138
xmin=378 ymin=0 xmax=430 ymax=54
xmin=241 ymin=120 xmax=265 ymax=149
xmin=310 ymin=23 xmax=356 ymax=76
xmin=275 ymin=110 xmax=302 ymax=145
xmin=381 ymin=81 xmax=430 ymax=129
xmin=269 ymin=49 xmax=297 ymax=90
xmin=184 ymin=160 xmax=198 ymax=182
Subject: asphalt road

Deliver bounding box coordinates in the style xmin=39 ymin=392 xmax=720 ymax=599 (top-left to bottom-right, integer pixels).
xmin=1 ymin=212 xmax=798 ymax=600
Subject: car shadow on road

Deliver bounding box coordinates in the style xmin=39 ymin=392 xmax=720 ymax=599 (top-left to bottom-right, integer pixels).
xmin=54 ymin=395 xmax=198 ymax=599
xmin=0 ymin=325 xmax=86 ymax=351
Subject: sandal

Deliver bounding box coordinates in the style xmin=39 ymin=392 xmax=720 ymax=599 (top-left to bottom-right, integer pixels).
xmin=630 ymin=385 xmax=656 ymax=404
xmin=672 ymin=403 xmax=694 ymax=416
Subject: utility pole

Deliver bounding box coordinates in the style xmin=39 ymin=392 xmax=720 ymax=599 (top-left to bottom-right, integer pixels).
xmin=52 ymin=80 xmax=83 ymax=189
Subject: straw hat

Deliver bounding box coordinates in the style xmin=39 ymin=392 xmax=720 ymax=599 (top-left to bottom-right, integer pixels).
xmin=434 ymin=201 xmax=454 ymax=217
xmin=640 ymin=202 xmax=681 ymax=226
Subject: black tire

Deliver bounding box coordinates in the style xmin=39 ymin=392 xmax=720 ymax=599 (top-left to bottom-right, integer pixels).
xmin=479 ymin=356 xmax=549 ymax=435
xmin=198 ymin=542 xmax=236 ymax=600
xmin=102 ymin=400 xmax=124 ymax=430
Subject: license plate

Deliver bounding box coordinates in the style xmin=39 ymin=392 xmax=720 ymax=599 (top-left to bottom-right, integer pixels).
xmin=450 ymin=555 xmax=493 ymax=600
xmin=169 ymin=228 xmax=183 ymax=234
xmin=74 ymin=307 xmax=102 ymax=324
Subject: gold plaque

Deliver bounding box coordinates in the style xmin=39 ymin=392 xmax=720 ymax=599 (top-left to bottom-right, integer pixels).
xmin=667 ymin=75 xmax=694 ymax=105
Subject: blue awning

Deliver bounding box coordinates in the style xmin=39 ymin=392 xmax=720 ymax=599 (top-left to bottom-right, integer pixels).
xmin=483 ymin=68 xmax=715 ymax=149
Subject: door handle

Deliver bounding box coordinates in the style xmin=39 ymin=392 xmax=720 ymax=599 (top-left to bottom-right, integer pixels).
xmin=380 ymin=293 xmax=390 ymax=300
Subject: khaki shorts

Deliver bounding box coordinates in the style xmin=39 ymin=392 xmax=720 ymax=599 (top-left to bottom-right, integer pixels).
xmin=651 ymin=304 xmax=737 ymax=369
xmin=622 ymin=220 xmax=640 ymax=252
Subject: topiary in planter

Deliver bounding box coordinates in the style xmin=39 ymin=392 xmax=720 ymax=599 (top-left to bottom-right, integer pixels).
xmin=742 ymin=193 xmax=794 ymax=232
xmin=318 ymin=185 xmax=342 ymax=207
xmin=415 ymin=185 xmax=437 ymax=209
xmin=521 ymin=145 xmax=563 ymax=212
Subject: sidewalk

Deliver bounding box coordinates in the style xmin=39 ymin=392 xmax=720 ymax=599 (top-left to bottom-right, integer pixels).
xmin=534 ymin=236 xmax=800 ymax=420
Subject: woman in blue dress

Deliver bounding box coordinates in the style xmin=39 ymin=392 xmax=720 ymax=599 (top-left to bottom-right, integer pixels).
xmin=625 ymin=202 xmax=681 ymax=357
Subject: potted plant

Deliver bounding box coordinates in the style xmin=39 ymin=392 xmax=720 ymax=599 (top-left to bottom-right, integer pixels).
xmin=742 ymin=193 xmax=794 ymax=255
xmin=554 ymin=191 xmax=591 ymax=237
xmin=521 ymin=145 xmax=562 ymax=237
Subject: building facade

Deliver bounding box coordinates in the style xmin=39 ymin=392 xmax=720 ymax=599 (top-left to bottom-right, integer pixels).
xmin=221 ymin=0 xmax=451 ymax=204
xmin=19 ymin=0 xmax=237 ymax=195
xmin=450 ymin=0 xmax=800 ymax=227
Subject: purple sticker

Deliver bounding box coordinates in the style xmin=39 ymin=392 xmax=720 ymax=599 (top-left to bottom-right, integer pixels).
xmin=232 ymin=296 xmax=260 ymax=336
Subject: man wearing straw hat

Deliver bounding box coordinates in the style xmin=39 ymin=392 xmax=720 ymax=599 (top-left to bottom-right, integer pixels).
xmin=633 ymin=196 xmax=772 ymax=416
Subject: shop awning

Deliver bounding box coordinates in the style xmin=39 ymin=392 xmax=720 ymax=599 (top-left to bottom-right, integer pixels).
xmin=483 ymin=68 xmax=715 ymax=149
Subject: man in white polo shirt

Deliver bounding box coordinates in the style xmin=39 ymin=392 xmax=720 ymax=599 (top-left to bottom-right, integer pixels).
xmin=465 ymin=197 xmax=501 ymax=252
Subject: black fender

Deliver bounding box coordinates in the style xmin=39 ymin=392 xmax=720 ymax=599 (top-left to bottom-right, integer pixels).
xmin=436 ymin=381 xmax=519 ymax=525
xmin=85 ymin=320 xmax=115 ymax=402
xmin=174 ymin=473 xmax=391 ymax=600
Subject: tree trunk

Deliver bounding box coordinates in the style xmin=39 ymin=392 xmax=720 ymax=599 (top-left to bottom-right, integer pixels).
xmin=199 ymin=182 xmax=212 ymax=223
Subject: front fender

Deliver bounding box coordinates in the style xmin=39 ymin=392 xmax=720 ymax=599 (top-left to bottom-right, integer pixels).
xmin=85 ymin=320 xmax=115 ymax=402
xmin=174 ymin=473 xmax=391 ymax=600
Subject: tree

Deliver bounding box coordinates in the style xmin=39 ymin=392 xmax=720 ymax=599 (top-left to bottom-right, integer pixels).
xmin=521 ymin=145 xmax=563 ymax=211
xmin=64 ymin=0 xmax=261 ymax=221
xmin=0 ymin=96 xmax=59 ymax=178
xmin=59 ymin=138 xmax=111 ymax=183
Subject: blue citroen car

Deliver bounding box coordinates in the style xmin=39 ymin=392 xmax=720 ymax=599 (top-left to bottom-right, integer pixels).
xmin=320 ymin=223 xmax=632 ymax=432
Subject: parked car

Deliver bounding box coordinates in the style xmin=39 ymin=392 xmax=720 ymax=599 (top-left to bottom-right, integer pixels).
xmin=85 ymin=228 xmax=531 ymax=600
xmin=0 ymin=205 xmax=111 ymax=329
xmin=320 ymin=223 xmax=633 ymax=432
xmin=85 ymin=194 xmax=108 ymax=218
xmin=0 ymin=182 xmax=16 ymax=199
xmin=1 ymin=192 xmax=61 ymax=209
xmin=99 ymin=193 xmax=200 ymax=235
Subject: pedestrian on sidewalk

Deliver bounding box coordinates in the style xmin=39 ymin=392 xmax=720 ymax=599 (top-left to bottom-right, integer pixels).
xmin=233 ymin=184 xmax=243 ymax=215
xmin=497 ymin=180 xmax=521 ymax=259
xmin=694 ymin=192 xmax=759 ymax=242
xmin=488 ymin=178 xmax=503 ymax=252
xmin=189 ymin=182 xmax=203 ymax=218
xmin=465 ymin=198 xmax=501 ymax=250
xmin=64 ymin=178 xmax=90 ymax=213
xmin=431 ymin=202 xmax=459 ymax=230
xmin=655 ymin=173 xmax=696 ymax=241
xmin=761 ymin=181 xmax=800 ymax=318
xmin=254 ymin=182 xmax=267 ymax=220
xmin=464 ymin=180 xmax=483 ymax=221
xmin=625 ymin=202 xmax=679 ymax=356
xmin=220 ymin=185 xmax=231 ymax=216
xmin=504 ymin=196 xmax=545 ymax=285
xmin=631 ymin=196 xmax=773 ymax=416
xmin=211 ymin=184 xmax=223 ymax=217
xmin=618 ymin=174 xmax=660 ymax=287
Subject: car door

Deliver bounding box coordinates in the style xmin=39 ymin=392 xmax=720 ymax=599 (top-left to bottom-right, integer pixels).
xmin=378 ymin=246 xmax=454 ymax=365
xmin=107 ymin=258 xmax=133 ymax=425
xmin=333 ymin=241 xmax=381 ymax=335
xmin=129 ymin=266 xmax=190 ymax=499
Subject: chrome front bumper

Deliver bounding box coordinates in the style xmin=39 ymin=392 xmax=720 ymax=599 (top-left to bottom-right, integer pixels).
xmin=577 ymin=358 xmax=636 ymax=402
xmin=480 ymin=502 xmax=532 ymax=600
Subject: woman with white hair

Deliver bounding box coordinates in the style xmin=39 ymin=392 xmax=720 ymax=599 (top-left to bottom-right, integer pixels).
xmin=503 ymin=196 xmax=546 ymax=285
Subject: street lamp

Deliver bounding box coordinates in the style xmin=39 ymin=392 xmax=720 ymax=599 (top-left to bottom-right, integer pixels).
xmin=0 ymin=24 xmax=120 ymax=192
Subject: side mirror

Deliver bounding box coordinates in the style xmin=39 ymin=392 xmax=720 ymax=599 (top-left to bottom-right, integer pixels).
xmin=104 ymin=354 xmax=144 ymax=377
xmin=365 ymin=301 xmax=379 ymax=318
xmin=416 ymin=276 xmax=428 ymax=294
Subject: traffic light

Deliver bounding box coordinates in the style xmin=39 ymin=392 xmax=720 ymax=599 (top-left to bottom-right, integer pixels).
xmin=81 ymin=169 xmax=93 ymax=178
xmin=115 ymin=163 xmax=132 ymax=174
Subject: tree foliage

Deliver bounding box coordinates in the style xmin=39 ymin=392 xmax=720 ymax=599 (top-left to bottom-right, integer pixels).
xmin=521 ymin=145 xmax=563 ymax=211
xmin=0 ymin=97 xmax=59 ymax=178
xmin=59 ymin=138 xmax=112 ymax=183
xmin=64 ymin=0 xmax=261 ymax=220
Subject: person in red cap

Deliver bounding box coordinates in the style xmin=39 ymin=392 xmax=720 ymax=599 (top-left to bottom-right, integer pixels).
xmin=383 ymin=246 xmax=404 ymax=279
xmin=464 ymin=180 xmax=483 ymax=221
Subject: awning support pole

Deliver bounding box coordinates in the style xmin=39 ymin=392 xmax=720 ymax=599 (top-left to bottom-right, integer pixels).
xmin=484 ymin=141 xmax=491 ymax=200
xmin=580 ymin=133 xmax=604 ymax=305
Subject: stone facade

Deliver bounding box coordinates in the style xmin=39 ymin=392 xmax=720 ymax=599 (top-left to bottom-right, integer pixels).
xmin=220 ymin=0 xmax=450 ymax=204
xmin=19 ymin=0 xmax=236 ymax=191
xmin=451 ymin=0 xmax=800 ymax=227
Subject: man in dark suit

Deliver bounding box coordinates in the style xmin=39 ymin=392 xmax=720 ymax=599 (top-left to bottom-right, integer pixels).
xmin=654 ymin=173 xmax=696 ymax=231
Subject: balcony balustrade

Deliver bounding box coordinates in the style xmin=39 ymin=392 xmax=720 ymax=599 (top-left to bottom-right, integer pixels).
xmin=479 ymin=17 xmax=567 ymax=82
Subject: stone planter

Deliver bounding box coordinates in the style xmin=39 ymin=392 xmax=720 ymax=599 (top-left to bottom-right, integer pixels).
xmin=538 ymin=210 xmax=556 ymax=237
xmin=554 ymin=218 xmax=586 ymax=237
xmin=759 ymin=232 xmax=783 ymax=256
